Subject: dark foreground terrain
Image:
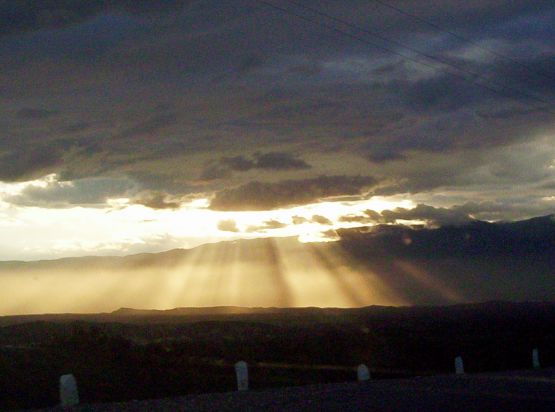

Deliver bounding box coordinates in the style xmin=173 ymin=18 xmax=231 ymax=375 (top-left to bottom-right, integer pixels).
xmin=33 ymin=367 xmax=555 ymax=412
xmin=1 ymin=301 xmax=555 ymax=410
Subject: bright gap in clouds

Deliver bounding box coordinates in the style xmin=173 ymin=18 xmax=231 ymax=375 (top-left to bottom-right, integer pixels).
xmin=0 ymin=174 xmax=414 ymax=261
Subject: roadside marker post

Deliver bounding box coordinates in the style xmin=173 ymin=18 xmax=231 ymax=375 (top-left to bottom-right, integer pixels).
xmin=235 ymin=361 xmax=249 ymax=391
xmin=454 ymin=356 xmax=464 ymax=375
xmin=532 ymin=348 xmax=540 ymax=369
xmin=59 ymin=374 xmax=79 ymax=407
xmin=357 ymin=364 xmax=370 ymax=381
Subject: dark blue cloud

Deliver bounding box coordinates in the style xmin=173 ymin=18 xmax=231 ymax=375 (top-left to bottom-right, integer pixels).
xmin=0 ymin=0 xmax=553 ymax=215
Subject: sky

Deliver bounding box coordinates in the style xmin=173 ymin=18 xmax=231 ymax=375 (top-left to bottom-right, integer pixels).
xmin=1 ymin=0 xmax=554 ymax=261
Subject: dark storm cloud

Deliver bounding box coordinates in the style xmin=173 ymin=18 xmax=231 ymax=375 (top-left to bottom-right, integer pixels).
xmin=131 ymin=191 xmax=182 ymax=210
xmin=210 ymin=175 xmax=378 ymax=211
xmin=539 ymin=181 xmax=555 ymax=189
xmin=0 ymin=0 xmax=553 ymax=213
xmin=222 ymin=156 xmax=255 ymax=172
xmin=7 ymin=177 xmax=136 ymax=207
xmin=254 ymin=152 xmax=311 ymax=170
xmin=377 ymin=133 xmax=555 ymax=198
xmin=200 ymin=152 xmax=311 ymax=181
xmin=115 ymin=113 xmax=178 ymax=140
xmin=476 ymin=107 xmax=545 ymax=120
xmin=0 ymin=0 xmax=190 ymax=37
xmin=366 ymin=149 xmax=406 ymax=164
xmin=60 ymin=122 xmax=91 ymax=133
xmin=199 ymin=164 xmax=232 ymax=181
xmin=0 ymin=147 xmax=63 ymax=181
xmin=16 ymin=108 xmax=58 ymax=120
xmin=234 ymin=54 xmax=266 ymax=77
xmin=399 ymin=55 xmax=555 ymax=116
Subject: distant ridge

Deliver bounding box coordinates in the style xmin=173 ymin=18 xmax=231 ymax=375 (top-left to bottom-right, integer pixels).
xmin=110 ymin=306 xmax=286 ymax=316
xmin=2 ymin=300 xmax=555 ymax=327
xmin=1 ymin=214 xmax=553 ymax=266
xmin=1 ymin=215 xmax=555 ymax=315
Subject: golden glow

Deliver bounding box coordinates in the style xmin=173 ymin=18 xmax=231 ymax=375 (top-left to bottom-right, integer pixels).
xmin=0 ymin=174 xmax=416 ymax=260
xmin=0 ymin=175 xmax=423 ymax=314
xmin=0 ymin=237 xmax=407 ymax=315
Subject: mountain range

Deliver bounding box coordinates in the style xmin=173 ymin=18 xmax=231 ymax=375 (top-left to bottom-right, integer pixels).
xmin=1 ymin=215 xmax=554 ymax=315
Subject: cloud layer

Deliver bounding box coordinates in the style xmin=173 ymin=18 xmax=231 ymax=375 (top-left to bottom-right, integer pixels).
xmin=0 ymin=0 xmax=553 ymax=218
xmin=210 ymin=175 xmax=377 ymax=210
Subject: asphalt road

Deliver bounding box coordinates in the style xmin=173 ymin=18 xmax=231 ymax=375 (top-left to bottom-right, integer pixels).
xmin=34 ymin=368 xmax=555 ymax=411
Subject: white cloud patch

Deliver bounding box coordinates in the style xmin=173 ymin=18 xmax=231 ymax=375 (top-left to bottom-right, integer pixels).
xmin=5 ymin=175 xmax=138 ymax=208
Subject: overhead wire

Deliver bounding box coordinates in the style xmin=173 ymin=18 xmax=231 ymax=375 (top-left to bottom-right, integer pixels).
xmin=368 ymin=0 xmax=555 ymax=83
xmin=284 ymin=0 xmax=541 ymax=96
xmin=283 ymin=0 xmax=554 ymax=109
xmin=256 ymin=0 xmax=555 ymax=115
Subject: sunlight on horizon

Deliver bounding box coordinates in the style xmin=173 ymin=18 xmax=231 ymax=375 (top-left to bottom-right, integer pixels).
xmin=0 ymin=175 xmax=424 ymax=315
xmin=0 ymin=237 xmax=411 ymax=315
xmin=0 ymin=174 xmax=415 ymax=261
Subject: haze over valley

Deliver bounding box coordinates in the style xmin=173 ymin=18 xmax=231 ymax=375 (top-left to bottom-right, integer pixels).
xmin=2 ymin=215 xmax=554 ymax=315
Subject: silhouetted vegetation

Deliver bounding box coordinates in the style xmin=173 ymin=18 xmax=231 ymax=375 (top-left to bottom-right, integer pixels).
xmin=1 ymin=302 xmax=554 ymax=410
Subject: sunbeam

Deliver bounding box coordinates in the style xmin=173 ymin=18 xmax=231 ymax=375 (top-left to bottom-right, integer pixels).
xmin=0 ymin=237 xmax=407 ymax=314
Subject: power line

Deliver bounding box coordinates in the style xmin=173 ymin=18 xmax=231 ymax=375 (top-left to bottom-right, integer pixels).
xmin=285 ymin=0 xmax=539 ymax=97
xmin=369 ymin=0 xmax=555 ymax=83
xmin=282 ymin=0 xmax=554 ymax=109
xmin=288 ymin=0 xmax=467 ymax=69
xmin=256 ymin=0 xmax=555 ymax=114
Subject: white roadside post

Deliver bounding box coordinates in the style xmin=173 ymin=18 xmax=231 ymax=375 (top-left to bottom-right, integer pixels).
xmin=59 ymin=374 xmax=79 ymax=407
xmin=235 ymin=361 xmax=249 ymax=391
xmin=532 ymin=348 xmax=541 ymax=369
xmin=357 ymin=364 xmax=370 ymax=381
xmin=454 ymin=356 xmax=464 ymax=375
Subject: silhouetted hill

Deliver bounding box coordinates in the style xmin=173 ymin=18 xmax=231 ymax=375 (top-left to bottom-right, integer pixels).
xmin=338 ymin=214 xmax=555 ymax=257
xmin=2 ymin=301 xmax=555 ymax=329
xmin=1 ymin=301 xmax=555 ymax=410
